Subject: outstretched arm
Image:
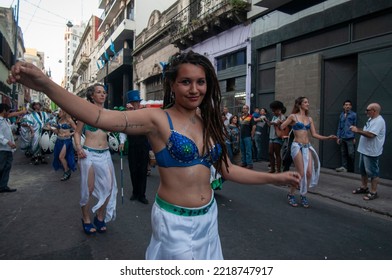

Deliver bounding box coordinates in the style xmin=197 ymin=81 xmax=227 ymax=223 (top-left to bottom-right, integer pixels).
xmin=8 ymin=109 xmax=27 ymax=118
xmin=350 ymin=125 xmax=376 ymax=138
xmin=309 ymin=117 xmax=337 ymax=140
xmin=221 ymin=161 xmax=300 ymax=187
xmin=7 ymin=61 xmax=156 ymax=135
xmin=7 ymin=62 xmax=119 ymax=131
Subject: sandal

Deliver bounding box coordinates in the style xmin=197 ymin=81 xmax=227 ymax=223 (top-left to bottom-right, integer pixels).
xmin=81 ymin=219 xmax=96 ymax=235
xmin=94 ymin=216 xmax=107 ymax=233
xmin=363 ymin=192 xmax=378 ymax=201
xmin=60 ymin=170 xmax=71 ymax=181
xmin=287 ymin=194 xmax=298 ymax=207
xmin=352 ymin=187 xmax=369 ymax=194
xmin=300 ymin=195 xmax=309 ymax=208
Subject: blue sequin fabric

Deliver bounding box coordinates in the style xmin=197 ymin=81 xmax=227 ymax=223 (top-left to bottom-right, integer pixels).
xmin=155 ymin=112 xmax=222 ymax=168
xmin=167 ymin=130 xmax=199 ymax=162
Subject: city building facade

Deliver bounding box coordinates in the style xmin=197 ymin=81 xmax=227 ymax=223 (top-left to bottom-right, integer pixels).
xmin=251 ymin=0 xmax=392 ymax=178
xmin=95 ymin=0 xmax=135 ymax=108
xmin=133 ymin=3 xmax=179 ymax=101
xmin=24 ymin=48 xmax=48 ymax=108
xmin=0 ymin=6 xmax=25 ymax=109
xmin=64 ymin=23 xmax=85 ymax=92
xmin=135 ymin=0 xmax=251 ymax=112
xmin=70 ymin=16 xmax=102 ymax=98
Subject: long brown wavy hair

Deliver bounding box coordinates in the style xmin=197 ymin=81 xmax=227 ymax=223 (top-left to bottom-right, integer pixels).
xmin=163 ymin=51 xmax=229 ymax=174
xmin=291 ymin=96 xmax=309 ymax=116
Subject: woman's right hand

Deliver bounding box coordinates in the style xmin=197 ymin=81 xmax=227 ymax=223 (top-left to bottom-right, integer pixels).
xmin=7 ymin=61 xmax=50 ymax=93
xmin=77 ymin=149 xmax=87 ymax=159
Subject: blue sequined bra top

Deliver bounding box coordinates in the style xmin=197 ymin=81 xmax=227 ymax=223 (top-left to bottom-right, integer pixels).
xmin=57 ymin=123 xmax=72 ymax=130
xmin=292 ymin=115 xmax=311 ymax=131
xmin=155 ymin=111 xmax=222 ymax=168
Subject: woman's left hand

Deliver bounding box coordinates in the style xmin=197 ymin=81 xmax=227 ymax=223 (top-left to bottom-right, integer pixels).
xmin=280 ymin=171 xmax=301 ymax=188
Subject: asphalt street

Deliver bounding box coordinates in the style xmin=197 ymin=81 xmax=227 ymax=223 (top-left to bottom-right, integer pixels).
xmin=0 ymin=150 xmax=391 ymax=260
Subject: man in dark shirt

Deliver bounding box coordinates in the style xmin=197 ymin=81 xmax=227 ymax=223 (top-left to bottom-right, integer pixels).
xmin=336 ymin=100 xmax=357 ymax=172
xmin=239 ymin=105 xmax=256 ymax=169
xmin=126 ymin=90 xmax=150 ymax=204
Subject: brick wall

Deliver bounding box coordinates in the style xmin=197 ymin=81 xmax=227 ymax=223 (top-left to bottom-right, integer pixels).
xmin=275 ymin=53 xmax=322 ymax=151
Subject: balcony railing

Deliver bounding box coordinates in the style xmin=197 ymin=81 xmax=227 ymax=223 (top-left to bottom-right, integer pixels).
xmin=169 ymin=0 xmax=250 ymax=49
xmin=76 ymin=54 xmax=91 ymax=75
xmin=96 ymin=48 xmax=133 ymax=81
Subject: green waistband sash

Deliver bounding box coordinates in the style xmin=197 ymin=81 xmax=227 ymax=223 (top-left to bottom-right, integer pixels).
xmin=82 ymin=145 xmax=109 ymax=153
xmin=155 ymin=194 xmax=214 ymax=216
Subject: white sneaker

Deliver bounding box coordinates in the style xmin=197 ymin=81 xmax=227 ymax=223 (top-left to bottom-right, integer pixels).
xmin=335 ymin=166 xmax=347 ymax=172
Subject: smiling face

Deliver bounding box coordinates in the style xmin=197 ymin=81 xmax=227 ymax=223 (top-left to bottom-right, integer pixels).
xmin=170 ymin=63 xmax=207 ymax=110
xmin=300 ymin=98 xmax=309 ymax=112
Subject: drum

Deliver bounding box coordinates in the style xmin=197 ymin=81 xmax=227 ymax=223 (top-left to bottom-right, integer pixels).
xmin=49 ymin=133 xmax=57 ymax=153
xmin=40 ymin=131 xmax=50 ymax=153
xmin=108 ymin=132 xmax=119 ymax=152
xmin=19 ymin=122 xmax=32 ymax=151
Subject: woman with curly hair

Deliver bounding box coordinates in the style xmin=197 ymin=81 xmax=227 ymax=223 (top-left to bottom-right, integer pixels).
xmin=8 ymin=51 xmax=300 ymax=260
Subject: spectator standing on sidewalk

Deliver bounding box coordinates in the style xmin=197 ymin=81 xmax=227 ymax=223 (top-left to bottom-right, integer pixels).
xmin=222 ymin=113 xmax=233 ymax=162
xmin=7 ymin=51 xmax=300 ymax=260
xmin=336 ymin=100 xmax=357 ymax=172
xmin=0 ymin=104 xmax=17 ymax=193
xmin=228 ymin=115 xmax=241 ymax=165
xmin=223 ymin=106 xmax=232 ymax=127
xmin=253 ymin=108 xmax=267 ymax=162
xmin=239 ymin=104 xmax=256 ymax=169
xmin=350 ymin=103 xmax=386 ymax=201
xmin=267 ymin=101 xmax=286 ymax=173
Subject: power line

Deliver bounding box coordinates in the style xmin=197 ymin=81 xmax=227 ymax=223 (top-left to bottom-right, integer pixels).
xmin=22 ymin=0 xmax=69 ymax=21
xmin=24 ymin=0 xmax=41 ymax=32
xmin=20 ymin=10 xmax=65 ymax=25
xmin=19 ymin=16 xmax=66 ymax=27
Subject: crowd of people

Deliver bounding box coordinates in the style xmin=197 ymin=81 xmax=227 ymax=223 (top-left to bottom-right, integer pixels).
xmin=3 ymin=50 xmax=386 ymax=260
xmin=221 ymin=99 xmax=385 ymax=207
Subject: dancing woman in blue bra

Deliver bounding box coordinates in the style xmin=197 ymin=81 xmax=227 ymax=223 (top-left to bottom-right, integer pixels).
xmin=51 ymin=108 xmax=77 ymax=181
xmin=280 ymin=97 xmax=337 ymax=208
xmin=8 ymin=51 xmax=300 ymax=260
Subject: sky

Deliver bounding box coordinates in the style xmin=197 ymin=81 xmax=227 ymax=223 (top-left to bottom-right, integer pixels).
xmin=1 ymin=0 xmax=177 ymax=83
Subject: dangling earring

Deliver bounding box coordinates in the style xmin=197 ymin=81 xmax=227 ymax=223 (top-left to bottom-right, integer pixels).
xmin=171 ymin=91 xmax=175 ymax=100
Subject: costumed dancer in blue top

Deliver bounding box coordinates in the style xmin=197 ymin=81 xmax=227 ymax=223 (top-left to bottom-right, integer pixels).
xmin=279 ymin=96 xmax=337 ymax=208
xmin=51 ymin=108 xmax=77 ymax=181
xmin=8 ymin=52 xmax=300 ymax=260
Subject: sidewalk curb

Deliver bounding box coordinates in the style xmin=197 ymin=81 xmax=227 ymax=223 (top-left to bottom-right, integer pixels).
xmin=252 ymin=160 xmax=392 ymax=218
xmin=308 ymin=190 xmax=392 ymax=218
